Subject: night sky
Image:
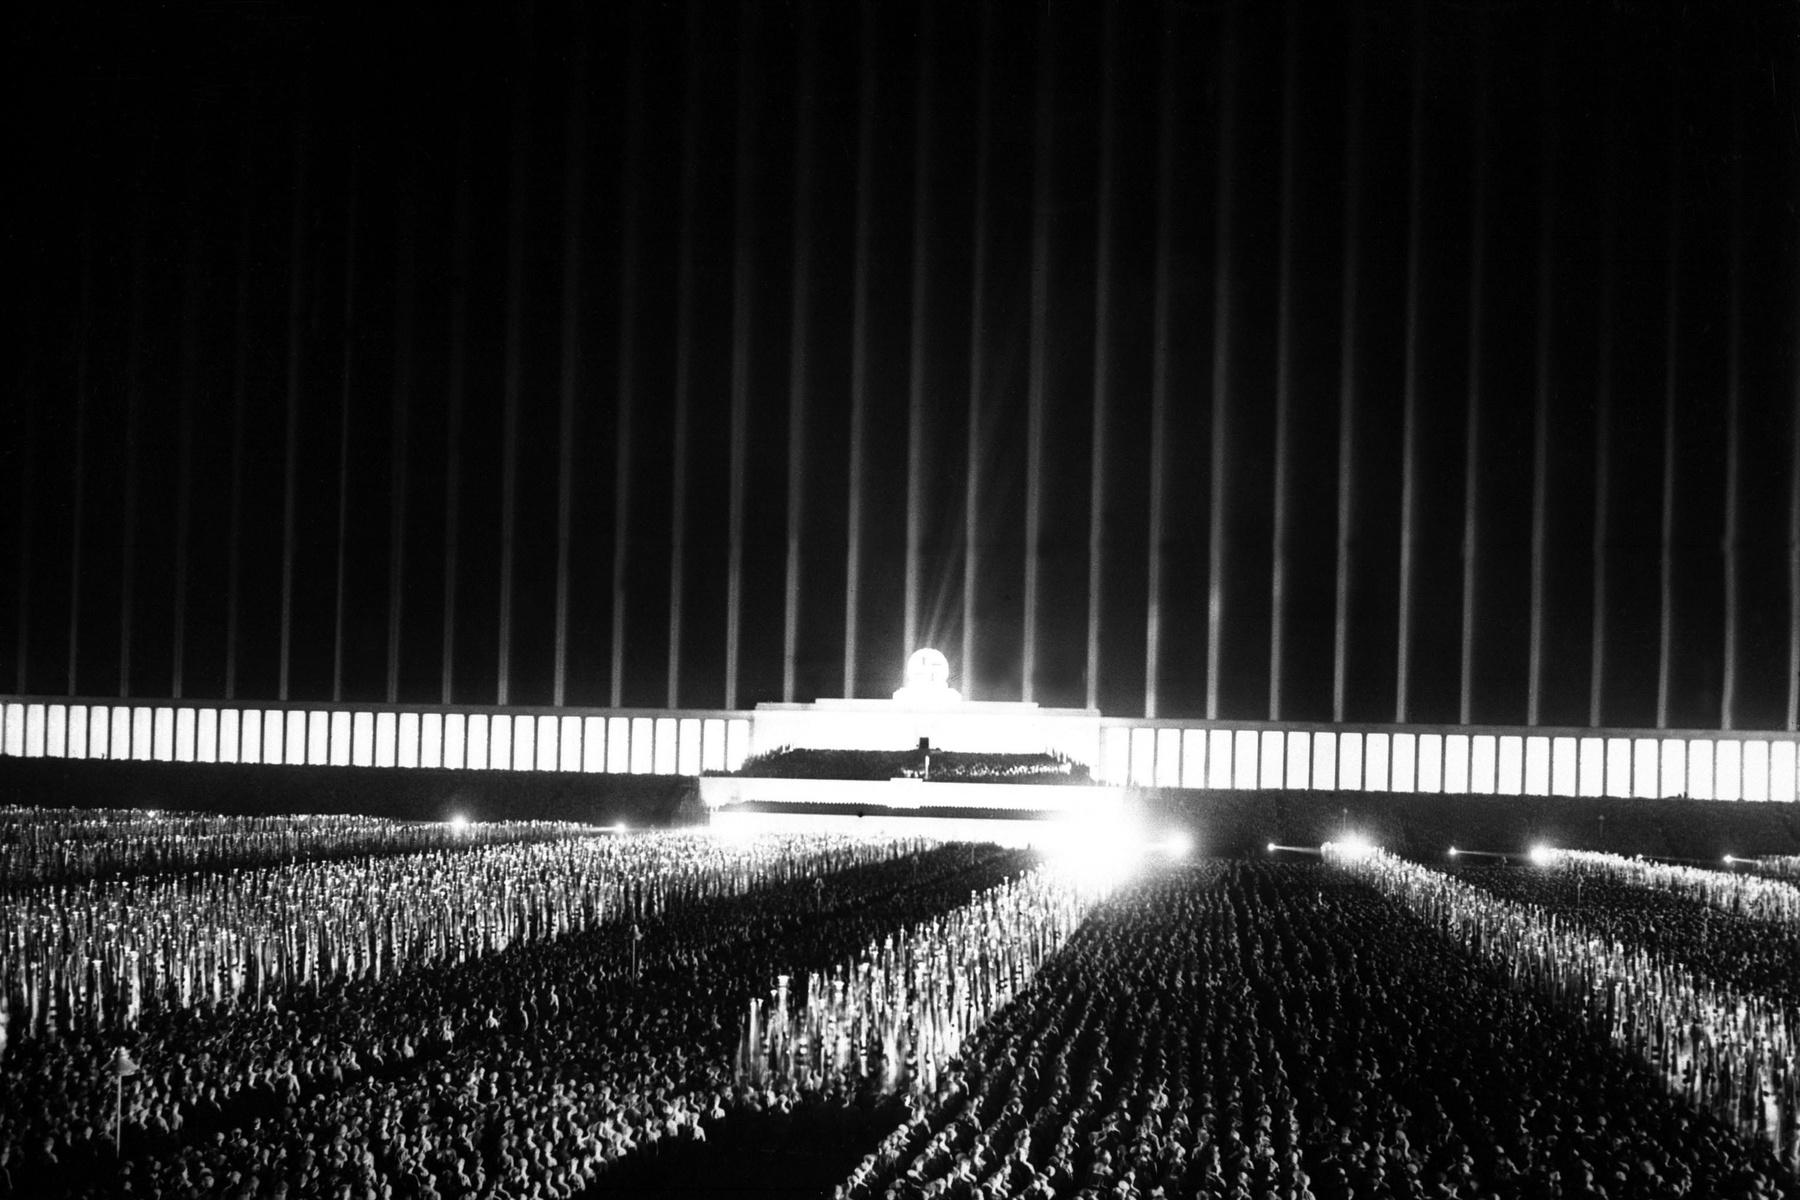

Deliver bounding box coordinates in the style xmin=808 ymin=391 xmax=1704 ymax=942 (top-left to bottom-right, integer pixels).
xmin=4 ymin=1 xmax=1799 ymax=730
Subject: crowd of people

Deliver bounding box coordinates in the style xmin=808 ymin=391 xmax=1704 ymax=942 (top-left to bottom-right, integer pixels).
xmin=740 ymin=862 xmax=1106 ymax=1099
xmin=0 ymin=809 xmax=594 ymax=887
xmin=843 ymin=860 xmax=1794 ymax=1200
xmin=1552 ymin=850 xmax=1800 ymax=928
xmin=3 ymin=828 xmax=927 ymax=1040
xmin=1343 ymin=845 xmax=1800 ymax=1176
xmin=1447 ymin=858 xmax=1800 ymax=1015
xmin=1 ymin=835 xmax=1034 ymax=1198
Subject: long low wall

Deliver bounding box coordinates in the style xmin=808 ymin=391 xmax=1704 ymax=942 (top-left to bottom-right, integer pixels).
xmin=5 ymin=695 xmax=1800 ymax=804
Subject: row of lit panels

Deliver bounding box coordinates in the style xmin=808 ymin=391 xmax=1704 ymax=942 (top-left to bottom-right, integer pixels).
xmin=0 ymin=702 xmax=752 ymax=777
xmin=1094 ymin=725 xmax=1800 ymax=802
xmin=3 ymin=700 xmax=1799 ymax=802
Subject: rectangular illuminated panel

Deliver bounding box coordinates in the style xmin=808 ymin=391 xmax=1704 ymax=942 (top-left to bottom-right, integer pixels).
xmin=1156 ymin=728 xmax=1182 ymax=787
xmin=653 ymin=718 xmax=677 ymax=774
xmin=528 ymin=715 xmax=553 ymax=771
xmin=608 ymin=717 xmax=631 ymax=773
xmin=149 ymin=705 xmax=170 ymax=759
xmin=726 ymin=719 xmax=751 ymax=772
xmin=1687 ymin=739 xmax=1713 ymax=799
xmin=582 ymin=716 xmax=607 ymax=772
xmin=678 ymin=718 xmax=702 ymax=777
xmin=1312 ymin=732 xmax=1337 ymax=791
xmin=283 ymin=711 xmax=304 ymax=764
xmin=509 ymin=715 xmax=532 ymax=771
xmin=1742 ymin=739 xmax=1769 ymax=802
xmin=1660 ymin=738 xmax=1684 ymax=798
xmin=1130 ymin=728 xmax=1155 ymax=786
xmin=418 ymin=713 xmax=442 ymax=768
xmin=442 ymin=713 xmax=465 ymax=769
xmin=375 ymin=711 xmax=398 ymax=767
xmin=243 ymin=710 xmax=266 ymax=764
xmin=1284 ymin=732 xmax=1309 ymax=789
xmin=1441 ymin=735 xmax=1468 ymax=793
xmin=1234 ymin=730 xmax=1260 ymax=790
xmin=1207 ymin=730 xmax=1233 ymax=790
xmin=68 ymin=705 xmax=88 ymax=758
xmin=351 ymin=711 xmax=374 ymax=767
xmin=92 ymin=706 xmax=112 ymax=759
xmin=24 ymin=704 xmax=45 ymax=757
xmin=172 ymin=708 xmax=194 ymax=762
xmin=1496 ymin=736 xmax=1523 ymax=794
xmin=1364 ymin=733 xmax=1389 ymax=792
xmin=112 ymin=707 xmax=133 ymax=759
xmin=1631 ymin=739 xmax=1658 ymax=799
xmin=1417 ymin=734 xmax=1443 ymax=793
xmin=1545 ymin=736 xmax=1574 ymax=796
xmin=397 ymin=712 xmax=419 ymax=768
xmin=466 ymin=714 xmax=489 ymax=770
xmin=1099 ymin=726 xmax=1127 ymax=784
xmin=1259 ymin=731 xmax=1284 ymax=789
xmin=1390 ymin=734 xmax=1416 ymax=793
xmin=1468 ymin=736 xmax=1494 ymax=793
xmin=196 ymin=708 xmax=217 ymax=762
xmin=1715 ymin=740 xmax=1742 ymax=801
xmin=1 ymin=703 xmax=23 ymax=756
xmin=1573 ymin=738 xmax=1600 ymax=797
xmin=236 ymin=709 xmax=261 ymax=765
xmin=559 ymin=716 xmax=581 ymax=772
xmin=1772 ymin=741 xmax=1797 ymax=803
xmin=136 ymin=707 xmax=158 ymax=761
xmin=324 ymin=712 xmax=347 ymax=766
xmin=45 ymin=705 xmax=66 ymax=757
xmin=1602 ymin=738 xmax=1629 ymax=798
xmin=1339 ymin=732 xmax=1363 ymax=791
xmin=493 ymin=715 xmax=517 ymax=771
xmin=1182 ymin=729 xmax=1206 ymax=788
xmin=630 ymin=717 xmax=654 ymax=774
xmin=702 ymin=719 xmax=726 ymax=773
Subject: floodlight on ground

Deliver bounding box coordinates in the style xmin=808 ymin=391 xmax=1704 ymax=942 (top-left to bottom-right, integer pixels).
xmin=1528 ymin=844 xmax=1554 ymax=867
xmin=1165 ymin=830 xmax=1193 ymax=859
xmin=448 ymin=814 xmax=470 ymax=831
xmin=1448 ymin=846 xmax=1458 ymax=857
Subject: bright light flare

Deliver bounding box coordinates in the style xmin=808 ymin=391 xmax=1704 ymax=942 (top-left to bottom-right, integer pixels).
xmin=1164 ymin=830 xmax=1193 ymax=859
xmin=1042 ymin=812 xmax=1147 ymax=892
xmin=447 ymin=813 xmax=471 ymax=831
xmin=1528 ymin=844 xmax=1555 ymax=867
xmin=1328 ymin=833 xmax=1376 ymax=861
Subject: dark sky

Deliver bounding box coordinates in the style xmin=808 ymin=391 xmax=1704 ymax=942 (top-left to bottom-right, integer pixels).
xmin=4 ymin=0 xmax=1798 ymax=729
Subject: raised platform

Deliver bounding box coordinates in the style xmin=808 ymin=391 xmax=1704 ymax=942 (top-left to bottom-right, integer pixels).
xmin=749 ymin=698 xmax=1101 ymax=764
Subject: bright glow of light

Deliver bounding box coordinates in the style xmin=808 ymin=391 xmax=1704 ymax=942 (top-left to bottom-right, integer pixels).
xmin=1043 ymin=812 xmax=1148 ymax=892
xmin=1448 ymin=846 xmax=1459 ymax=857
xmin=614 ymin=821 xmax=629 ymax=833
xmin=1528 ymin=844 xmax=1554 ymax=867
xmin=1266 ymin=841 xmax=1276 ymax=853
xmin=448 ymin=814 xmax=471 ymax=831
xmin=1164 ymin=830 xmax=1193 ymax=859
xmin=1330 ymin=833 xmax=1376 ymax=861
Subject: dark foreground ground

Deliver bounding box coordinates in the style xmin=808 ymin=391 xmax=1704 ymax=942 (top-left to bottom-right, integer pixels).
xmin=7 ymin=755 xmax=1800 ymax=861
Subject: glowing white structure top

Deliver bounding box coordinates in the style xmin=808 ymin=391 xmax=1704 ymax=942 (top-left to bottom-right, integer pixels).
xmin=752 ymin=648 xmax=1101 ymax=763
xmin=891 ymin=648 xmax=962 ymax=707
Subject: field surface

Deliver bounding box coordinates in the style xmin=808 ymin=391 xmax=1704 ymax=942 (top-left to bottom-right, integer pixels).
xmin=2 ymin=807 xmax=1797 ymax=1199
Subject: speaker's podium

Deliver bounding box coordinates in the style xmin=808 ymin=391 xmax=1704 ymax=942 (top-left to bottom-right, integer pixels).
xmin=699 ymin=650 xmax=1125 ymax=847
